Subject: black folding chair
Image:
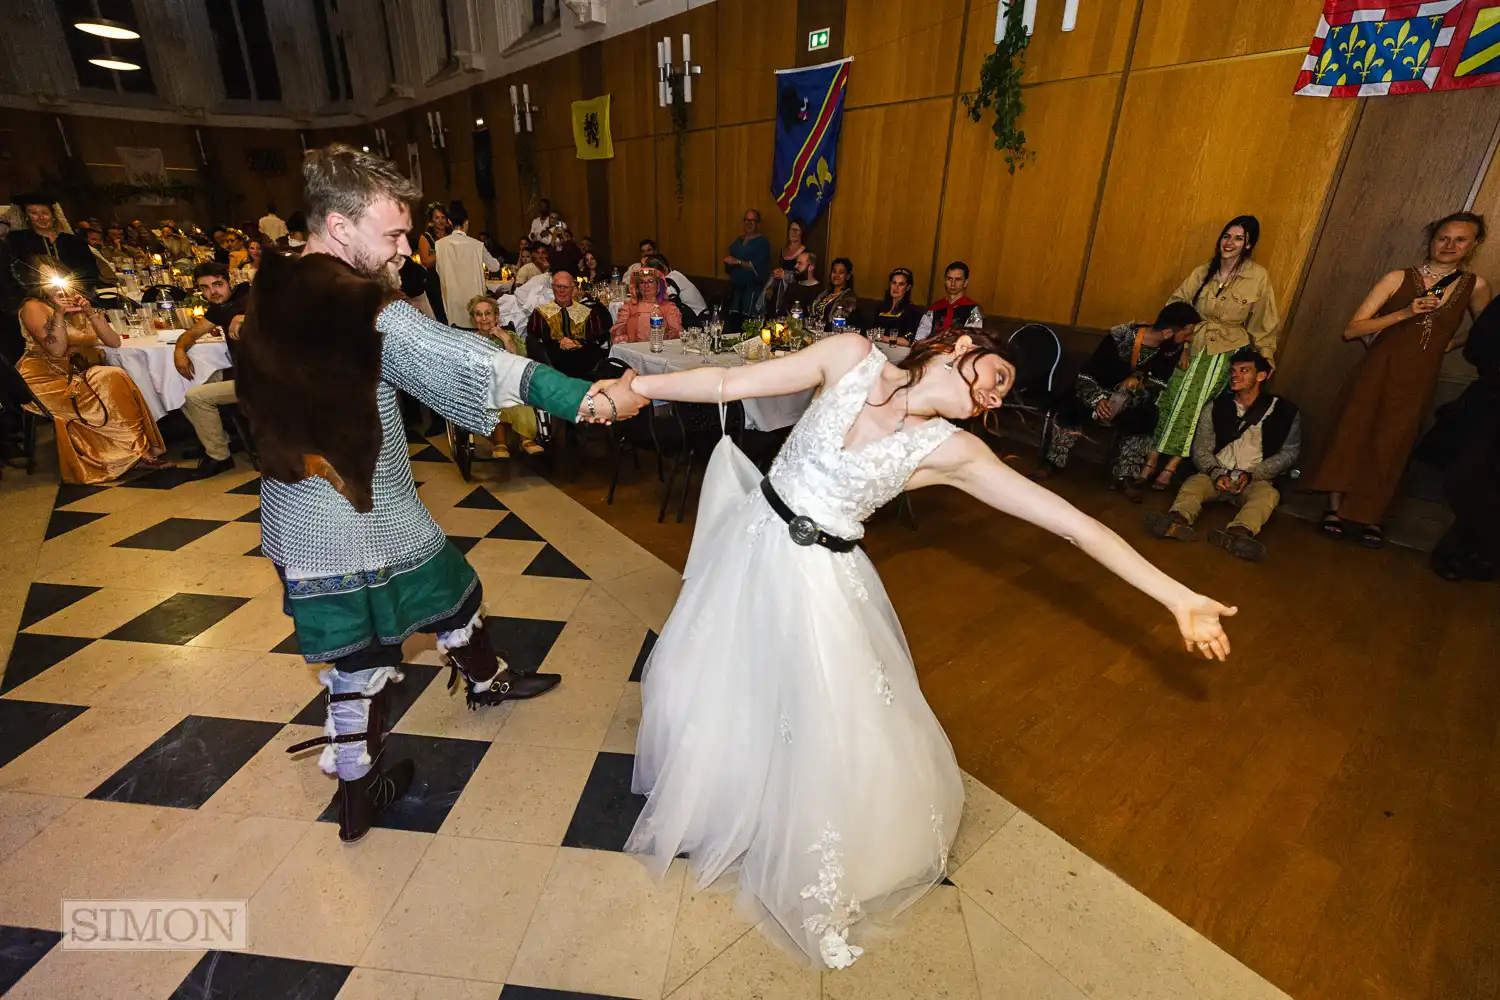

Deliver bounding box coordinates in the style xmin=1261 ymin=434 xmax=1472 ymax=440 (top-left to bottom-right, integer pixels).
xmin=983 ymin=323 xmax=1064 ymax=460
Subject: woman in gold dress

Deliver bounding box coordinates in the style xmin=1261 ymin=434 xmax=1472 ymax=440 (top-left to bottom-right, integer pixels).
xmin=16 ymin=267 xmax=170 ymax=483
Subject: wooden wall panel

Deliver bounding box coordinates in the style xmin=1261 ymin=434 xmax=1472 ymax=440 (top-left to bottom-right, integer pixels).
xmin=936 ymin=75 xmax=1118 ymax=324
xmin=654 ymin=129 xmax=717 ymax=279
xmin=528 ymin=49 xmax=586 ymax=152
xmin=1466 ymin=147 xmax=1500 ymax=285
xmin=477 ymin=80 xmax=527 ymax=244
xmin=716 ymin=120 xmax=787 ymax=263
xmin=843 ymin=0 xmax=966 ymax=109
xmin=827 ymin=98 xmax=950 ymax=303
xmin=607 ymin=136 xmax=658 ymax=267
xmin=651 ymin=4 xmax=719 ymax=135
xmin=1132 ymin=0 xmax=1323 ymax=70
xmin=716 ymin=0 xmax=797 ymax=126
xmin=961 ymin=0 xmax=1135 ymax=89
xmin=208 ymin=127 xmax=305 ymax=224
xmin=535 ymin=146 xmax=590 ymax=235
xmin=601 ymin=28 xmax=657 ymax=141
xmin=1077 ymin=52 xmax=1355 ymax=330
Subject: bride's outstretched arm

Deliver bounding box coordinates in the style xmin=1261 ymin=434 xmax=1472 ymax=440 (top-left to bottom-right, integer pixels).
xmin=630 ymin=333 xmax=870 ymax=403
xmin=909 ymin=432 xmax=1236 ymax=660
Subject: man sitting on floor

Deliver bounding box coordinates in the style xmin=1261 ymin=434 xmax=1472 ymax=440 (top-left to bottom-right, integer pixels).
xmin=176 ymin=261 xmax=252 ymax=478
xmin=1034 ymin=301 xmax=1200 ymax=492
xmin=1144 ymin=347 xmax=1300 ymax=562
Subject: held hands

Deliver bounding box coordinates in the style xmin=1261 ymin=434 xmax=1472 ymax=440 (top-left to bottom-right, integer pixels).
xmin=577 ymin=369 xmax=648 ymax=424
xmin=1172 ymin=594 xmax=1237 ymax=661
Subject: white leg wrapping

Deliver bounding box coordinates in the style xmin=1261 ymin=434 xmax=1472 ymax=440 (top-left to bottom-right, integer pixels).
xmin=321 ymin=665 xmax=406 ymax=778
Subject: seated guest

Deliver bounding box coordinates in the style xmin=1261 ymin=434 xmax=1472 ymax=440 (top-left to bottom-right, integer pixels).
xmin=469 ymin=295 xmax=544 ymax=456
xmin=15 ymin=264 xmax=170 ymax=483
xmin=436 ymin=202 xmax=500 ymax=327
xmin=645 ymin=254 xmax=708 ymax=320
xmin=526 ymin=270 xmax=611 ymax=379
xmin=915 ymin=261 xmax=983 ymax=341
xmin=176 ymin=262 xmax=252 ymax=478
xmin=581 ymin=250 xmax=602 ymax=283
xmin=725 ymin=208 xmax=771 ymax=317
xmin=244 ymin=237 xmax=265 ymax=280
xmin=284 ymin=211 xmax=308 ymax=248
xmin=857 ymin=267 xmax=924 ymax=343
xmin=1035 ymin=302 xmax=1201 ymax=490
xmin=808 ymin=257 xmax=857 ymax=326
xmin=612 ymin=268 xmax=683 ymax=344
xmin=82 ymin=226 xmax=119 ymax=286
xmin=623 ymin=237 xmax=658 ymax=282
xmin=765 ymin=250 xmax=822 ymax=318
xmin=9 ymin=196 xmax=99 ymax=292
xmin=1144 ymin=348 xmax=1300 ymax=562
xmin=514 ymin=245 xmax=549 ymax=286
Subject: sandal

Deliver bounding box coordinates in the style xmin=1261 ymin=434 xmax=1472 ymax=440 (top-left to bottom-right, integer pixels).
xmin=1151 ymin=468 xmax=1174 ymax=491
xmin=1320 ymin=511 xmax=1347 ymax=539
xmin=1360 ymin=524 xmax=1385 ymax=549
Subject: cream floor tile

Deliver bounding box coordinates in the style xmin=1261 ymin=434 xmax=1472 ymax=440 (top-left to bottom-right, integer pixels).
xmin=600 ymin=682 xmax=643 ymax=754
xmin=665 ymin=919 xmax=821 ymax=1000
xmin=548 ymin=620 xmax=650 ymax=685
xmin=2 ymin=947 xmax=205 ymax=1000
xmin=247 ymin=822 xmax=432 ymax=964
xmin=432 ymin=506 xmax=507 ymax=538
xmin=508 ymin=848 xmax=684 ymax=1000
xmin=58 ymin=503 xmax=178 ymax=547
xmin=391 ymin=672 xmax=517 ymax=741
xmin=961 ymin=891 xmax=1087 ymax=1000
xmin=951 ymin=771 xmax=1021 ymax=870
xmin=597 ymin=564 xmax=682 ymax=633
xmin=194 ymin=652 xmax=322 ymax=722
xmin=499 ymin=575 xmax=590 ymax=621
xmin=88 ymin=645 xmax=254 ymax=716
xmin=569 ymin=583 xmax=660 ymax=632
xmin=31 ymin=536 xmax=105 ymax=577
xmin=439 ymin=743 xmax=596 ymax=844
xmin=52 ymin=484 xmax=158 ymax=514
xmin=113 ymin=811 xmax=309 ymax=902
xmin=0 ymin=791 xmax=75 ymax=862
xmin=360 ymin=836 xmax=555 ymax=981
xmin=1 ymin=637 xmax=148 ymax=706
xmin=175 ymin=520 xmax=264 ymax=557
xmin=0 ymin=707 xmax=181 ymax=798
xmin=335 ymin=968 xmax=503 ymax=1000
xmin=33 ymin=546 xmax=168 ymax=588
xmin=156 ymin=552 xmax=281 ymax=598
xmin=952 ymin=813 xmax=1291 ymax=1000
xmin=465 ymin=538 xmax=545 ymax=576
xmin=0 ymin=799 xmax=191 ymax=929
xmin=490 ymin=678 xmax=623 ymax=752
xmin=20 ymin=588 xmax=173 ymax=638
xmin=822 ymin=885 xmax=978 ymax=1000
xmin=662 ymin=878 xmax=757 ymax=996
xmin=470 ymin=571 xmax=521 ymax=613
xmin=557 ymin=535 xmax=667 ymax=585
xmin=187 ymin=597 xmax=296 ymax=653
xmin=177 ymin=492 xmax=262 ymax=522
xmin=202 ymin=723 xmax=339 ymax=820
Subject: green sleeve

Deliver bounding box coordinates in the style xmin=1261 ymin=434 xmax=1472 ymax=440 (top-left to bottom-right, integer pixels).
xmin=524 ymin=363 xmax=589 ymax=423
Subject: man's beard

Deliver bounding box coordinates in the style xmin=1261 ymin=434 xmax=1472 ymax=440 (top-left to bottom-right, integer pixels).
xmin=795 ymin=269 xmax=808 ymax=281
xmin=349 ymin=246 xmax=400 ymax=291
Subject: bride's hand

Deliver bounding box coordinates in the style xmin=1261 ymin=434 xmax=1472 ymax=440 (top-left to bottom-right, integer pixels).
xmin=1171 ymin=594 xmax=1236 ymax=661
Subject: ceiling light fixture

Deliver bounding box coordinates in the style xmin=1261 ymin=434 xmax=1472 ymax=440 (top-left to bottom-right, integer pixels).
xmin=88 ymin=57 xmax=141 ymax=71
xmin=75 ymin=19 xmax=140 ymax=41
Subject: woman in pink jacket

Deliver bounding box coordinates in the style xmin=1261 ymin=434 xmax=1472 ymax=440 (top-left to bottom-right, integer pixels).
xmin=610 ymin=268 xmax=682 ymax=344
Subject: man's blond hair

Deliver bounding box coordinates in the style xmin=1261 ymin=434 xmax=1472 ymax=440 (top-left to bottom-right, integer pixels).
xmin=302 ymin=143 xmax=420 ymax=235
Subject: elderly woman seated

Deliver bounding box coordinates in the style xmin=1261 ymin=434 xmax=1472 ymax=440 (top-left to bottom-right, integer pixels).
xmin=468 ymin=294 xmax=544 ymax=457
xmin=610 ymin=267 xmax=682 ymax=344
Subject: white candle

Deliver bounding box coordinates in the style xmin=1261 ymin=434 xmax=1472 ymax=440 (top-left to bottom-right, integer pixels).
xmin=522 ymin=83 xmax=530 ymax=104
xmin=1022 ymin=0 xmax=1038 ymax=34
xmin=1062 ymin=0 xmax=1079 ymax=31
xmin=510 ymin=84 xmax=518 ymax=106
xmin=664 ymin=35 xmax=672 ymax=66
xmin=995 ymin=0 xmax=1009 ymax=44
xmin=682 ymin=33 xmax=690 ymax=65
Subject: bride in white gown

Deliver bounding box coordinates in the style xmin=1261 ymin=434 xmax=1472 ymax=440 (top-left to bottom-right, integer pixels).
xmin=610 ymin=331 xmax=1234 ymax=970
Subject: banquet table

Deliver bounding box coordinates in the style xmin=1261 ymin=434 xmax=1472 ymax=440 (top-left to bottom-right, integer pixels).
xmin=102 ymin=331 xmax=234 ymax=420
xmin=611 ymin=339 xmax=908 ymax=432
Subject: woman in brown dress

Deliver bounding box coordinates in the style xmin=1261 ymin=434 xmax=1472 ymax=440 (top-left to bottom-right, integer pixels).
xmin=1310 ymin=212 xmax=1493 ymax=546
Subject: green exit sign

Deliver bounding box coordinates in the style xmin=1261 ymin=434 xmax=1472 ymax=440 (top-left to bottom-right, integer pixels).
xmin=808 ymin=28 xmax=830 ymax=51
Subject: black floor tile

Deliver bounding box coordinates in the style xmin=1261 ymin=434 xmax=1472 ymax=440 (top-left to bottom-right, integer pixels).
xmin=523 ymin=544 xmax=588 ymax=580
xmin=404 ymin=424 xmax=428 ymax=444
xmin=561 ymin=752 xmax=645 ymax=852
xmin=1 ymin=634 xmax=95 ymax=695
xmin=315 ymin=731 xmax=489 ymax=835
xmin=236 ymin=507 xmax=261 ymax=523
xmin=0 ymin=925 xmax=63 ymax=994
xmin=88 ymin=715 xmax=282 ymax=809
xmin=289 ymin=664 xmax=440 ymax=728
xmin=940 ymin=875 xmax=955 ymax=886
xmin=487 ymin=512 xmax=544 ymax=542
xmin=271 ymin=631 xmax=300 ymax=655
xmin=449 ymin=535 xmax=482 ymax=555
xmin=409 ymin=445 xmax=451 ymax=463
xmin=53 ymin=483 xmax=109 ymax=508
xmin=628 ymin=631 xmax=658 ymax=683
xmin=225 ymin=477 xmax=263 ymax=495
xmin=112 ymin=517 xmax=228 ymax=551
xmin=105 ymin=593 xmax=250 ymax=645
xmin=491 ymin=616 xmax=568 ymax=675
xmin=19 ymin=583 xmax=99 ymax=630
xmin=244 ymin=544 xmax=264 ymax=558
xmin=455 ymin=486 xmax=507 ymax=510
xmin=0 ymin=700 xmax=89 ymax=770
xmin=119 ymin=466 xmax=197 ymax=490
xmin=171 ymin=951 xmax=352 ymax=1000
xmin=500 ymin=981 xmax=640 ymax=999
xmin=44 ymin=509 xmax=107 ymax=540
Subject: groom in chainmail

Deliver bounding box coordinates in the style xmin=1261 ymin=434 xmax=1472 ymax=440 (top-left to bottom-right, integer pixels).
xmin=237 ymin=144 xmax=644 ymax=842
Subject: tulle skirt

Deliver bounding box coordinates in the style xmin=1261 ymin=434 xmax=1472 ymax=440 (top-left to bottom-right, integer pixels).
xmin=626 ymin=437 xmax=963 ymax=969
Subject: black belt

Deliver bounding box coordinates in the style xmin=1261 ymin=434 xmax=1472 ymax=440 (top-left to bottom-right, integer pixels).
xmin=759 ymin=479 xmax=858 ymax=553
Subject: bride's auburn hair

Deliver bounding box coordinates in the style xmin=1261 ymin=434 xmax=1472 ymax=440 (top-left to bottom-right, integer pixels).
xmin=874 ymin=329 xmax=1015 ymax=416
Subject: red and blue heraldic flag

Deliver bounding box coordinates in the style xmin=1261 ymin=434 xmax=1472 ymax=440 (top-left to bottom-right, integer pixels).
xmin=1296 ymin=0 xmax=1500 ymax=96
xmin=771 ymin=58 xmax=852 ymax=225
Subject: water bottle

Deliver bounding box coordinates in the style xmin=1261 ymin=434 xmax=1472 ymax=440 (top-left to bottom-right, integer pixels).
xmin=611 ymin=266 xmax=621 ymax=283
xmin=119 ymin=260 xmax=138 ymax=301
xmin=790 ymin=302 xmax=803 ymax=323
xmin=155 ymin=289 xmax=175 ymax=330
xmin=831 ymin=306 xmax=848 ymax=334
xmin=649 ymin=304 xmax=665 ymax=354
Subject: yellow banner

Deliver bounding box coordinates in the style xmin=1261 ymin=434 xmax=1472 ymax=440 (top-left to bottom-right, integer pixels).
xmin=571 ymin=95 xmax=613 ymax=160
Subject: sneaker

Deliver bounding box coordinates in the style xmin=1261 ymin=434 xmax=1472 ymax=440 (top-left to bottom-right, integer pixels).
xmin=1144 ymin=509 xmax=1196 ymax=542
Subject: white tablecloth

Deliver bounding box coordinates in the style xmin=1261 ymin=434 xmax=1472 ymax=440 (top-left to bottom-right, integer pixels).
xmin=102 ymin=333 xmax=234 ymax=420
xmin=611 ymin=340 xmax=908 ymax=432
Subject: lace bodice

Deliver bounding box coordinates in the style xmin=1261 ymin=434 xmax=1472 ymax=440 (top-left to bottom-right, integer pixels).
xmin=766 ymin=345 xmax=957 ymax=539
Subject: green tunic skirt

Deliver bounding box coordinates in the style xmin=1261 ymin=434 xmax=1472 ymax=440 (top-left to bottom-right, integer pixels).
xmin=1151 ymin=351 xmax=1232 ymax=459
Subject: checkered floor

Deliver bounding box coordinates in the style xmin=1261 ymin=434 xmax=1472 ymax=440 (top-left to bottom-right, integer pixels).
xmin=0 ymin=439 xmax=1291 ymax=1000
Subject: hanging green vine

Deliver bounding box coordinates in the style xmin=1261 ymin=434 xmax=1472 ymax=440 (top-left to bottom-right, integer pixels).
xmin=961 ymin=2 xmax=1034 ymax=173
xmin=669 ymin=83 xmax=688 ymax=216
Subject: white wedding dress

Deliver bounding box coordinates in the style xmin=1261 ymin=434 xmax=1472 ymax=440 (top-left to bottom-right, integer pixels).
xmin=626 ymin=345 xmax=966 ymax=969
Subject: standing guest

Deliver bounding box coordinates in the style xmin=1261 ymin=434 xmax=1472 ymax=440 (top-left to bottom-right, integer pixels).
xmin=915 ymin=261 xmax=984 ymax=341
xmin=417 ymin=202 xmax=451 ymax=324
xmin=1139 ymin=216 xmax=1280 ymax=490
xmin=176 ymin=261 xmax=253 ymax=478
xmin=284 ymin=211 xmax=308 ymax=248
xmin=514 ymin=245 xmax=549 ymax=287
xmin=623 ymin=237 xmax=658 ymax=282
xmin=550 ymin=226 xmax=584 ymax=278
xmin=766 ymin=250 xmax=822 ymax=318
xmin=1145 ymin=348 xmax=1301 ymax=562
xmin=469 ymin=294 xmax=544 ymax=456
xmin=526 ymin=270 xmax=611 ymax=379
xmin=1309 ymin=212 xmax=1492 ymax=546
xmin=611 ymin=268 xmax=682 ymax=344
xmin=1035 ymin=302 xmax=1201 ymax=490
xmin=258 ymin=202 xmax=288 ymax=243
xmin=725 ymin=208 xmax=772 ymax=318
xmin=773 ymin=219 xmax=806 ymax=284
xmin=529 ymin=198 xmax=556 ymax=241
xmin=15 ymin=265 xmax=170 ymax=482
xmin=808 ymin=257 xmax=857 ymax=326
xmin=435 ymin=202 xmax=499 ymax=328
xmin=857 ymin=267 xmax=924 ymax=343
xmin=8 ymin=196 xmax=99 ymax=291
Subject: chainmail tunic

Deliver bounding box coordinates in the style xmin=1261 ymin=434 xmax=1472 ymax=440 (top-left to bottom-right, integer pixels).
xmin=260 ymin=300 xmax=538 ymax=576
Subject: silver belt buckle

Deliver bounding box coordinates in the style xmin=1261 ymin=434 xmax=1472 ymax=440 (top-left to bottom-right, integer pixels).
xmin=787 ymin=515 xmax=819 ymax=546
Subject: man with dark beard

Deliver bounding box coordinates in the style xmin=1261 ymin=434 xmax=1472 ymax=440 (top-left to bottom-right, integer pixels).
xmin=236 ymin=145 xmax=648 ymax=842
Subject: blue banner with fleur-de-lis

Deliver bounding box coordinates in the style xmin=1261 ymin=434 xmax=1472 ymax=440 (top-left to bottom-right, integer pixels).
xmin=771 ymin=58 xmax=851 ymax=225
xmin=1295 ymin=0 xmax=1500 ymax=97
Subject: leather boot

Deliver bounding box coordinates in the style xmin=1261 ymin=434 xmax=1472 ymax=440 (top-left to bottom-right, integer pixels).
xmin=444 ymin=630 xmax=559 ymax=710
